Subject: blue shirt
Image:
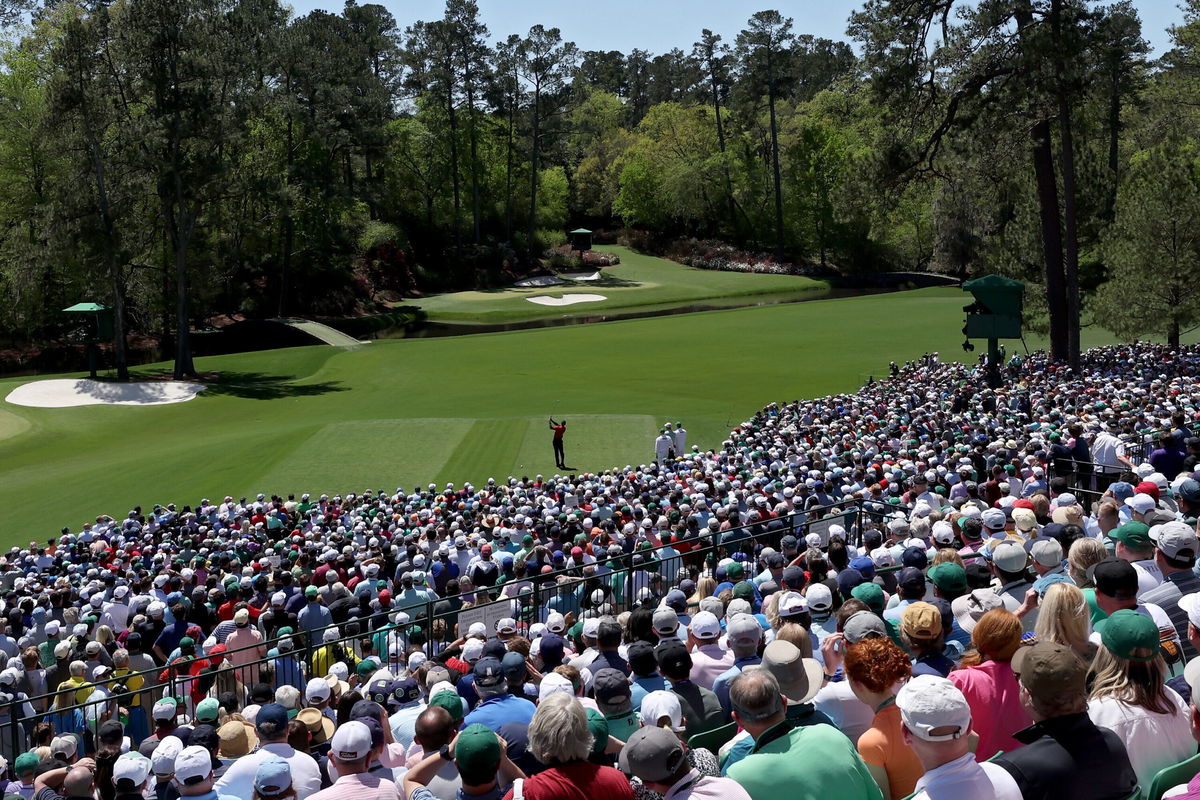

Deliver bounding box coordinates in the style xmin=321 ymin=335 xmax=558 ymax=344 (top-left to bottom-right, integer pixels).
xmin=712 ymin=656 xmax=761 ymax=715
xmin=297 ymin=602 xmax=333 ymax=632
xmin=630 ymin=674 xmax=667 ymax=710
xmin=463 ymin=693 xmax=535 ymax=730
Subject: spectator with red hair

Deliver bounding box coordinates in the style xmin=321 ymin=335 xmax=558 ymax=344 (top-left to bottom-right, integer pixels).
xmin=844 ymin=637 xmax=921 ymax=800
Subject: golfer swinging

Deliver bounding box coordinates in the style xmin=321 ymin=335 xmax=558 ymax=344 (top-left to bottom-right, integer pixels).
xmin=549 ymin=417 xmax=567 ymax=469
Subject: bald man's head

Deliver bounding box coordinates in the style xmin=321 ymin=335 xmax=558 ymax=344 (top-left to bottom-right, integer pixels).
xmin=414 ymin=706 xmax=454 ymax=750
xmin=63 ymin=766 xmax=94 ymax=797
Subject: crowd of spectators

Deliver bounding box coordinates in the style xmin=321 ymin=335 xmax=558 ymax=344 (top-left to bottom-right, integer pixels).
xmin=2 ymin=342 xmax=1200 ymax=800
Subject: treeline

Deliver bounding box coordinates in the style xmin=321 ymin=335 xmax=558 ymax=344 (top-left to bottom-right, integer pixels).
xmin=0 ymin=0 xmax=1197 ymax=378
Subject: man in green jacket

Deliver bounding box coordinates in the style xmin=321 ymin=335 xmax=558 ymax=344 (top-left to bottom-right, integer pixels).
xmin=725 ymin=670 xmax=882 ymax=800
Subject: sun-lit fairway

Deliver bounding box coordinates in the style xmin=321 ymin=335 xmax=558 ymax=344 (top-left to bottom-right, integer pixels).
xmin=1 ymin=271 xmax=1192 ymax=544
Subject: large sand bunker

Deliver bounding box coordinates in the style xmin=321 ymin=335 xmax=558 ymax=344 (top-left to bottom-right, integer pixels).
xmin=525 ymin=293 xmax=607 ymax=307
xmin=6 ymin=379 xmax=205 ymax=408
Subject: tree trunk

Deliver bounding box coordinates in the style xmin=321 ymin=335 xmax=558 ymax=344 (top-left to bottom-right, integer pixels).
xmin=112 ymin=277 xmax=129 ymax=381
xmin=170 ymin=196 xmax=197 ymax=379
xmin=1051 ymin=0 xmax=1081 ymax=370
xmin=279 ymin=103 xmax=294 ymax=318
xmin=466 ymin=80 xmax=481 ymax=244
xmin=1030 ymin=119 xmax=1069 ymax=363
xmin=767 ymin=48 xmax=785 ymax=260
xmin=504 ymin=107 xmax=514 ymax=242
xmin=1057 ymin=100 xmax=1081 ymax=371
xmin=705 ymin=49 xmax=738 ymax=240
xmin=447 ymin=87 xmax=462 ymax=255
xmin=1170 ymin=318 xmax=1180 ymax=349
xmin=526 ymin=83 xmax=541 ymax=261
xmin=1106 ymin=63 xmax=1121 ymax=221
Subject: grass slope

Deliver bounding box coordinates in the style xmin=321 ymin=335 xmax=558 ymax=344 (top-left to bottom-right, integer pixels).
xmin=412 ymin=245 xmax=829 ymax=323
xmin=0 ymin=285 xmax=1193 ymax=543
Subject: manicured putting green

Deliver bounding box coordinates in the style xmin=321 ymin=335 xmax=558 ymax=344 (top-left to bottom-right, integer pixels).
xmin=412 ymin=245 xmax=829 ymax=323
xmin=1 ymin=281 xmax=1193 ymax=543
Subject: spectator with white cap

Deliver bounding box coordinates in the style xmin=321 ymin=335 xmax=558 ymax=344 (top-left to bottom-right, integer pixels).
xmin=307 ymin=719 xmax=399 ymax=800
xmin=988 ymin=541 xmax=1038 ymax=632
xmin=685 ymin=613 xmax=731 ymax=691
xmin=112 ymin=752 xmax=154 ymax=800
xmin=710 ymin=616 xmax=762 ymax=716
xmin=895 ymin=675 xmax=1020 ymax=799
xmin=172 ymin=744 xmax=240 ymax=800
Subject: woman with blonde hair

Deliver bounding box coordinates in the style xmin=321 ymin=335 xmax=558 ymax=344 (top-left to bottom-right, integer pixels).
xmin=948 ymin=608 xmax=1030 ymax=760
xmin=1069 ymin=537 xmax=1109 ymax=626
xmin=688 ymin=576 xmax=716 ymax=608
xmin=1088 ymin=609 xmax=1193 ymax=786
xmin=930 ymin=548 xmax=964 ymax=569
xmin=1033 ymin=582 xmax=1094 ymax=661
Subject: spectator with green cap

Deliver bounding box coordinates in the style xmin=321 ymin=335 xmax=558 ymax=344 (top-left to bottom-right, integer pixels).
xmin=6 ymin=752 xmax=39 ymax=798
xmin=1107 ymin=521 xmax=1163 ymax=596
xmin=927 ymin=563 xmax=970 ymax=653
xmin=404 ymin=723 xmax=526 ymax=800
xmin=584 ymin=709 xmax=612 ymax=762
xmin=1087 ymin=608 xmax=1193 ymax=786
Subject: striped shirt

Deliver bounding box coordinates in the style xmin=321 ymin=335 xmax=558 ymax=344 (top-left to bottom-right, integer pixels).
xmin=1140 ymin=569 xmax=1200 ymax=661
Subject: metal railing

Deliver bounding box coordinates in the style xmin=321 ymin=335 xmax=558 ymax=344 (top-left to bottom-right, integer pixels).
xmin=2 ymin=499 xmax=892 ymax=757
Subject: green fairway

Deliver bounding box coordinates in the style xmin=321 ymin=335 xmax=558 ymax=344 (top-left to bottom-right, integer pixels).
xmin=1 ymin=284 xmax=1194 ymax=543
xmin=411 ymin=245 xmax=830 ymax=323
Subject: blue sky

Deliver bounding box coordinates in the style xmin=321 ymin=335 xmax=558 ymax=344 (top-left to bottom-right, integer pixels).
xmin=294 ymin=0 xmax=1181 ymax=57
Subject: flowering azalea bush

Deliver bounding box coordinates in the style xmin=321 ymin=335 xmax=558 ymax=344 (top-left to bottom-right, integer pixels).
xmin=669 ymin=238 xmax=819 ymax=276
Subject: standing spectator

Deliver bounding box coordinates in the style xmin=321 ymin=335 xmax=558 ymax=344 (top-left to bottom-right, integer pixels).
xmin=309 ymin=720 xmax=400 ymax=800
xmin=500 ymin=693 xmax=633 ymax=800
xmin=993 ymin=642 xmax=1137 ymax=800
xmin=404 ymin=723 xmax=524 ymax=800
xmin=1139 ymin=521 xmax=1200 ymax=661
xmin=172 ymin=746 xmax=240 ymax=800
xmin=214 ymin=704 xmax=321 ymax=799
xmin=225 ymin=608 xmax=266 ymax=687
xmin=653 ymin=640 xmax=724 ymax=740
xmin=619 ymin=726 xmax=745 ymax=800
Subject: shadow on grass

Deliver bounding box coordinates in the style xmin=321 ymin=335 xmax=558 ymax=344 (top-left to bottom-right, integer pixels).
xmin=119 ymin=371 xmax=347 ymax=401
xmin=201 ymin=372 xmax=347 ymax=400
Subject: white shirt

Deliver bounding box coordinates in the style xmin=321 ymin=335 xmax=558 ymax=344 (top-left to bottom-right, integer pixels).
xmin=1087 ymin=688 xmax=1193 ymax=787
xmin=813 ymin=679 xmax=874 ymax=744
xmin=1133 ymin=560 xmax=1164 ymax=597
xmin=215 ymin=741 xmax=323 ymax=799
xmin=910 ymin=752 xmax=1022 ymax=800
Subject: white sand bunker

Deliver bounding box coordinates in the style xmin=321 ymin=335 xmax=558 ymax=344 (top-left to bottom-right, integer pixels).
xmin=526 ymin=293 xmax=607 ymax=307
xmin=514 ymin=275 xmax=564 ymax=288
xmin=6 ymin=379 xmax=205 ymax=408
xmin=560 ymin=271 xmax=601 ymax=281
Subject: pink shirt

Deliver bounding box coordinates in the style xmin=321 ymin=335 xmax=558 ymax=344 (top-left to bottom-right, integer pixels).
xmin=311 ymin=773 xmax=403 ymax=800
xmin=690 ymin=644 xmax=734 ymax=690
xmin=948 ymin=660 xmax=1031 ymax=760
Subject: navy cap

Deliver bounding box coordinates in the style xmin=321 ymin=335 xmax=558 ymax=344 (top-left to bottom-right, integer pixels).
xmin=392 ymin=677 xmax=420 ymax=704
xmin=902 ymin=546 xmax=929 ymax=570
xmin=781 ymin=565 xmax=806 ymax=590
xmin=255 ymin=703 xmax=289 ymax=734
xmin=474 ymin=656 xmax=505 ymax=688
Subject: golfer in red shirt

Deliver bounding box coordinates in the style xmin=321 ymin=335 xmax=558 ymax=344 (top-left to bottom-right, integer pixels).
xmin=549 ymin=418 xmax=567 ymax=469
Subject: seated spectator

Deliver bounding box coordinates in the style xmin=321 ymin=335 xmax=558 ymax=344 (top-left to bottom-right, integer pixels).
xmin=895 ymin=675 xmax=1020 ymax=799
xmin=947 ymin=609 xmax=1030 ymax=760
xmin=723 ymin=670 xmax=879 ymax=800
xmin=993 ymin=642 xmax=1137 ymax=800
xmin=499 ymin=694 xmax=632 ymax=800
xmin=843 ymin=637 xmax=922 ymax=800
xmin=1087 ymin=609 xmax=1193 ymax=786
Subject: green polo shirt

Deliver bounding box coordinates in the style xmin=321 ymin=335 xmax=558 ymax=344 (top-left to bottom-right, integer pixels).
xmin=726 ymin=720 xmax=883 ymax=800
xmin=603 ymin=708 xmax=641 ymax=742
